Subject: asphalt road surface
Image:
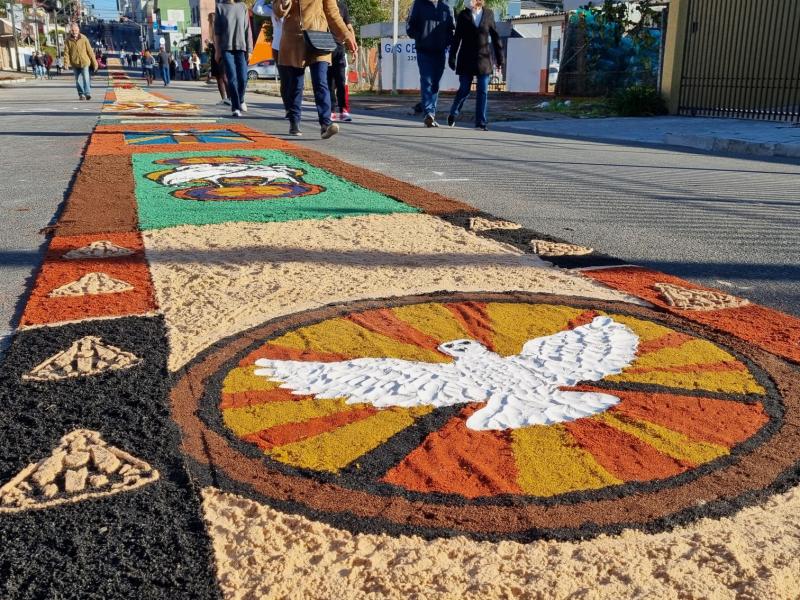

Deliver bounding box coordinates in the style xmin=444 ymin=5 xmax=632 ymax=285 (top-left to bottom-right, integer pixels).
xmin=0 ymin=73 xmax=797 ymax=352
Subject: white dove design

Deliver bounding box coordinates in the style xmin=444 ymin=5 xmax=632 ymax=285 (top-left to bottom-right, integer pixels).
xmin=253 ymin=316 xmax=639 ymax=431
xmin=159 ymin=163 xmax=303 ymax=188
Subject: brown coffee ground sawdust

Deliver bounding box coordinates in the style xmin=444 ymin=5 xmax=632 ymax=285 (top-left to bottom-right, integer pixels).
xmin=202 ymin=485 xmax=800 ymax=600
xmin=143 ymin=214 xmax=639 ymax=371
xmin=55 ymin=155 xmax=138 ymax=236
xmin=284 ymin=146 xmax=476 ymax=215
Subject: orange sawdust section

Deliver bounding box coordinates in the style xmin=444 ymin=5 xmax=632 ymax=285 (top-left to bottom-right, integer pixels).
xmin=593 ymin=387 xmax=770 ymax=448
xmin=564 ymin=418 xmax=690 ymax=481
xmin=382 ymin=405 xmax=523 ymax=498
xmin=444 ymin=302 xmax=496 ymax=351
xmin=242 ymin=405 xmax=379 ymax=451
xmin=19 ymin=232 xmax=157 ymax=327
xmin=567 ymin=309 xmax=600 ymax=329
xmin=87 ymin=123 xmax=293 ymax=156
xmin=585 ymin=267 xmax=800 ymax=364
xmin=345 ymin=309 xmax=446 ymax=354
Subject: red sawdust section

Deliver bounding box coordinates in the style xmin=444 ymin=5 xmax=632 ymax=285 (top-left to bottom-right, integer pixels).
xmin=585 ymin=387 xmax=771 ymax=447
xmin=637 ymin=331 xmax=696 ymax=354
xmin=283 ymin=145 xmax=476 ymax=215
xmin=55 ymin=155 xmax=138 ymax=235
xmin=239 ymin=343 xmax=349 ymax=368
xmin=567 ymin=310 xmax=600 ymax=329
xmin=346 ymin=309 xmax=445 ymax=353
xmin=445 ymin=302 xmax=496 ymax=351
xmin=87 ymin=123 xmax=292 ymax=156
xmin=220 ymin=388 xmax=313 ymax=410
xmin=564 ymin=418 xmax=691 ymax=481
xmin=19 ymin=232 xmax=157 ymax=327
xmin=584 ymin=267 xmax=800 ymax=364
xmin=382 ymin=405 xmax=523 ymax=498
xmin=242 ymin=406 xmax=379 ymax=451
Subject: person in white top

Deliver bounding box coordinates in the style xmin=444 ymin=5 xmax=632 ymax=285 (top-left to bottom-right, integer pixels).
xmin=253 ymin=0 xmax=289 ymax=116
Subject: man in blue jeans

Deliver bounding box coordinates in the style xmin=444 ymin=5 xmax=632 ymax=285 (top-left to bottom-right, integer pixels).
xmin=158 ymin=46 xmax=171 ymax=86
xmin=446 ymin=0 xmax=503 ymax=130
xmin=406 ymin=0 xmax=454 ymax=128
xmin=215 ymin=0 xmax=253 ymax=118
xmin=63 ymin=22 xmax=98 ymax=100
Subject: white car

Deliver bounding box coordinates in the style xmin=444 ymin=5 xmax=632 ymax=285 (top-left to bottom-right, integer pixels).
xmin=247 ymin=60 xmax=279 ymax=80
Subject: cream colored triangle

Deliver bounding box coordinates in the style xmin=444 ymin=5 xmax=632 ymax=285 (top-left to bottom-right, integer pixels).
xmin=63 ymin=241 xmax=134 ymax=259
xmin=0 ymin=429 xmax=159 ymax=513
xmin=468 ymin=217 xmax=522 ymax=232
xmin=22 ymin=336 xmax=142 ymax=382
xmin=530 ymin=240 xmax=594 ymax=257
xmin=654 ymin=282 xmax=750 ymax=311
xmin=48 ymin=272 xmax=135 ymax=297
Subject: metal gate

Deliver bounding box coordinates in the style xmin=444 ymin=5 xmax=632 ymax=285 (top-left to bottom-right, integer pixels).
xmin=678 ymin=0 xmax=800 ymax=122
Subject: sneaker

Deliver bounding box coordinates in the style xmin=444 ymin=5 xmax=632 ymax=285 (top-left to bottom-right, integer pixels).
xmin=78 ymin=94 xmax=85 ymax=100
xmin=216 ymin=99 xmax=227 ymax=106
xmin=289 ymin=123 xmax=302 ymax=136
xmin=330 ymin=112 xmax=339 ymax=121
xmin=223 ymin=99 xmax=231 ymax=106
xmin=85 ymin=94 xmax=91 ymax=101
xmin=423 ymin=113 xmax=435 ymax=128
xmin=475 ymin=124 xmax=488 ymax=131
xmin=321 ymin=122 xmax=340 ymax=139
xmin=340 ymin=111 xmax=352 ymax=122
xmin=231 ymin=109 xmax=242 ymax=118
xmin=447 ymin=114 xmax=456 ymax=127
xmin=240 ymin=102 xmax=248 ymax=112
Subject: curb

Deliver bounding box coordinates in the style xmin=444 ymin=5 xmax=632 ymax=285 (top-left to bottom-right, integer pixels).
xmin=664 ymin=133 xmax=800 ymax=159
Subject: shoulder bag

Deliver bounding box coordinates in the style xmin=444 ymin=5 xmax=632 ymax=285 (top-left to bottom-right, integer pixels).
xmin=298 ymin=0 xmax=337 ymax=55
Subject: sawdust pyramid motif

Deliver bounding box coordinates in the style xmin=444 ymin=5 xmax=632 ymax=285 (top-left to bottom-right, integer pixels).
xmin=530 ymin=240 xmax=594 ymax=257
xmin=63 ymin=240 xmax=134 ymax=260
xmin=22 ymin=336 xmax=141 ymax=382
xmin=654 ymin=282 xmax=750 ymax=311
xmin=468 ymin=217 xmax=522 ymax=232
xmin=48 ymin=272 xmax=135 ymax=297
xmin=0 ymin=429 xmax=159 ymax=513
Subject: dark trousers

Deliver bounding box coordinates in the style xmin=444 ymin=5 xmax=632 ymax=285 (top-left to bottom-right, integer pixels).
xmin=222 ymin=50 xmax=248 ymax=112
xmin=274 ymin=49 xmax=289 ymax=112
xmin=416 ymin=50 xmax=446 ymax=117
xmin=327 ymin=46 xmax=347 ymax=112
xmin=160 ymin=64 xmax=170 ymax=85
xmin=449 ymin=73 xmax=490 ymax=127
xmin=284 ymin=61 xmax=331 ymax=127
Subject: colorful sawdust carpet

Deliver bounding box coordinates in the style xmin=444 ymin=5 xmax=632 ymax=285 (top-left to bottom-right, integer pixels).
xmin=1 ymin=62 xmax=800 ymax=599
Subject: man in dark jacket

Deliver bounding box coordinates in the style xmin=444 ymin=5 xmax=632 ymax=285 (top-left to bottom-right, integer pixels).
xmin=446 ymin=0 xmax=502 ymax=130
xmin=406 ymin=0 xmax=454 ymax=127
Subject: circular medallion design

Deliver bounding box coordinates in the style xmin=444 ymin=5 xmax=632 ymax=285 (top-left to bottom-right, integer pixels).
xmin=146 ymin=156 xmax=324 ymax=202
xmin=171 ymin=293 xmax=797 ymax=541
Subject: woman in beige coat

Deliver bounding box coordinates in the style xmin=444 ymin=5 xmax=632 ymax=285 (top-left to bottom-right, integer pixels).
xmin=274 ymin=0 xmax=357 ymax=138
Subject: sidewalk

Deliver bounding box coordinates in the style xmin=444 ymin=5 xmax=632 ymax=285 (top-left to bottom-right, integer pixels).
xmin=500 ymin=115 xmax=800 ymax=159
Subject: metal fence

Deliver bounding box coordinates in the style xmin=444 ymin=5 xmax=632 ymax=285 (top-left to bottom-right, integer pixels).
xmin=679 ymin=0 xmax=800 ymax=122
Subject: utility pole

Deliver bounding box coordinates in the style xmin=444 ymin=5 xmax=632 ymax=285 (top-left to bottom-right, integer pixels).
xmin=9 ymin=1 xmax=21 ymax=70
xmin=391 ymin=0 xmax=398 ymax=95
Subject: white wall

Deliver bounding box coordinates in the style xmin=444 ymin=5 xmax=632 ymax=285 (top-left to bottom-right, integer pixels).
xmin=379 ymin=37 xmax=460 ymax=92
xmin=506 ymin=38 xmax=544 ymax=93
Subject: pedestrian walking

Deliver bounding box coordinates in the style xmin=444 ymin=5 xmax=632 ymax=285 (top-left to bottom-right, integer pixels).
xmin=273 ymin=0 xmax=357 ymax=137
xmin=176 ymin=54 xmax=185 ymax=80
xmin=446 ymin=0 xmax=502 ymax=131
xmin=406 ymin=0 xmax=454 ymax=127
xmin=190 ymin=52 xmax=201 ymax=80
xmin=142 ymin=49 xmax=155 ymax=86
xmin=327 ymin=0 xmax=354 ymax=122
xmin=55 ymin=55 xmax=63 ymax=76
xmin=158 ymin=45 xmax=171 ymax=86
xmin=253 ymin=0 xmax=288 ymax=117
xmin=206 ymin=29 xmax=230 ymax=106
xmin=214 ymin=0 xmax=254 ymax=118
xmin=63 ymin=22 xmax=98 ymax=100
xmin=44 ymin=52 xmax=53 ymax=79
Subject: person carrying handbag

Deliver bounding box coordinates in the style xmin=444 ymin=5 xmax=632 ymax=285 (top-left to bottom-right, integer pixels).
xmin=274 ymin=0 xmax=357 ymax=138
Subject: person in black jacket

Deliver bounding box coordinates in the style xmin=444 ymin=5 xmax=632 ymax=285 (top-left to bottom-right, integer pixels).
xmin=406 ymin=0 xmax=455 ymax=127
xmin=446 ymin=0 xmax=503 ymax=130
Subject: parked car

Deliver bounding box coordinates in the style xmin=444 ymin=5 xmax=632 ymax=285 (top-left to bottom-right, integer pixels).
xmin=247 ymin=60 xmax=279 ymax=80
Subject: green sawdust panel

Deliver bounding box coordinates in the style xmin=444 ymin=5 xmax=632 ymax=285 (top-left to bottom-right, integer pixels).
xmin=132 ymin=149 xmax=418 ymax=230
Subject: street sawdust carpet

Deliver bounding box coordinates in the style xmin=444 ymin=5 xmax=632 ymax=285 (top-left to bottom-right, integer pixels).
xmin=3 ymin=70 xmax=800 ymax=599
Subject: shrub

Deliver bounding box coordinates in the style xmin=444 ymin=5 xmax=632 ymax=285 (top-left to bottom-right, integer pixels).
xmin=610 ymin=85 xmax=668 ymax=116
